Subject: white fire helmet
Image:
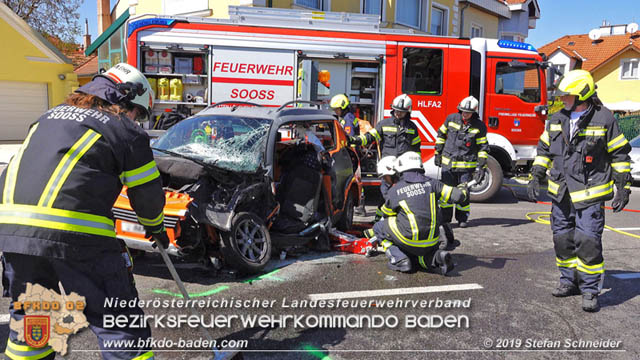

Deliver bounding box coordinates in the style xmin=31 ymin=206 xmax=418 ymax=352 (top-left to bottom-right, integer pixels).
xmin=391 ymin=94 xmax=412 ymax=112
xmin=377 ymin=156 xmax=397 ymax=177
xmin=395 ymin=152 xmax=423 ymax=173
xmin=457 ymin=96 xmax=479 ymax=113
xmin=100 ymin=63 xmax=154 ymax=120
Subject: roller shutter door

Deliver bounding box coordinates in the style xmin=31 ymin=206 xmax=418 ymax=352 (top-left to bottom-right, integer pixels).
xmin=0 ymin=81 xmax=48 ymax=141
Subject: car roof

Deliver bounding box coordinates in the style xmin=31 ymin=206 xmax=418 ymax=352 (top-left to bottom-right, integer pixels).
xmin=193 ymin=104 xmax=337 ymax=127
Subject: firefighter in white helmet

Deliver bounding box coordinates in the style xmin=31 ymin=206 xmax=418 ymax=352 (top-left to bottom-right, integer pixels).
xmin=0 ymin=63 xmax=164 ymax=360
xmin=434 ymin=95 xmax=489 ymax=233
xmin=370 ymin=152 xmax=468 ymax=274
xmin=349 ymin=94 xmax=422 ymax=199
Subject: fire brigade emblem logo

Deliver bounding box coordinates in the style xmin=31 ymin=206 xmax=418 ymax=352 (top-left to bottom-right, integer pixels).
xmin=345 ymin=126 xmax=352 ymax=134
xmin=24 ymin=315 xmax=50 ymax=348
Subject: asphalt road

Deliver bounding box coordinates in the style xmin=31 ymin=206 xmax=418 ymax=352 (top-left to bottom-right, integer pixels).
xmin=1 ymin=181 xmax=639 ymax=360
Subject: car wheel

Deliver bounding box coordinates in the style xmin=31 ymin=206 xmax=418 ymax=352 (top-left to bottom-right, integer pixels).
xmin=336 ymin=191 xmax=354 ymax=231
xmin=470 ymin=155 xmax=503 ymax=202
xmin=220 ymin=212 xmax=271 ymax=274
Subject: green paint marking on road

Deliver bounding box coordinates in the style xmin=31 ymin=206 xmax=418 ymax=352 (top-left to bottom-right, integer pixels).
xmin=301 ymin=345 xmax=332 ymax=360
xmin=242 ymin=269 xmax=283 ymax=283
xmin=151 ymin=285 xmax=230 ymax=298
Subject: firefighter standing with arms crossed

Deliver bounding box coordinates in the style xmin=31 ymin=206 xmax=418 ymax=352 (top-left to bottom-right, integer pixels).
xmin=528 ymin=69 xmax=632 ymax=312
xmin=0 ymin=63 xmax=168 ymax=359
xmin=371 ymin=152 xmax=469 ymax=274
xmin=434 ymin=96 xmax=489 ymax=246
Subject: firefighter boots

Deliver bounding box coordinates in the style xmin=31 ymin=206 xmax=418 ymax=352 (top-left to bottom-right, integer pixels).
xmin=385 ymin=245 xmax=412 ymax=272
xmin=434 ymin=250 xmax=454 ymax=276
xmin=440 ymin=223 xmax=457 ymax=250
xmin=552 ymin=284 xmax=581 ymax=297
xmin=582 ymin=293 xmax=600 ymax=312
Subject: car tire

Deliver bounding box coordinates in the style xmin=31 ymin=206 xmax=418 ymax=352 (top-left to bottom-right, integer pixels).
xmin=336 ymin=191 xmax=354 ymax=231
xmin=470 ymin=155 xmax=503 ymax=202
xmin=220 ymin=212 xmax=271 ymax=274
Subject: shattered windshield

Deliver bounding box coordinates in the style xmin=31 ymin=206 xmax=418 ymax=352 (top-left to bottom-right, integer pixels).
xmin=153 ymin=114 xmax=271 ymax=173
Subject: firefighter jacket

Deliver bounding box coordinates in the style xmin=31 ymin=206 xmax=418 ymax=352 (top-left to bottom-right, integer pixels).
xmin=339 ymin=112 xmax=360 ymax=137
xmin=532 ymin=104 xmax=632 ymax=209
xmin=353 ymin=112 xmax=421 ymax=157
xmin=379 ymin=170 xmax=466 ymax=249
xmin=0 ymin=104 xmax=166 ymax=260
xmin=435 ymin=112 xmax=489 ymax=172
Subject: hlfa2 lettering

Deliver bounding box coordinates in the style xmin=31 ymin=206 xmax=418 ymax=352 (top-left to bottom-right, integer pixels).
xmin=417 ymin=100 xmax=442 ymax=108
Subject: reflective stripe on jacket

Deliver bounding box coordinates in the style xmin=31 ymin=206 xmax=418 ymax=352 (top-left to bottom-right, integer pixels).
xmin=354 ymin=113 xmax=421 ymax=157
xmin=532 ymin=104 xmax=631 ymax=209
xmin=435 ymin=112 xmax=489 ymax=172
xmin=0 ymin=103 xmax=165 ymax=259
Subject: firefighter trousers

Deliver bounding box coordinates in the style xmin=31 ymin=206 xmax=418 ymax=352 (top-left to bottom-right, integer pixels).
xmin=440 ymin=170 xmax=472 ymax=223
xmin=372 ymin=220 xmax=440 ymax=272
xmin=550 ymin=193 xmax=605 ymax=295
xmin=2 ymin=252 xmax=154 ymax=360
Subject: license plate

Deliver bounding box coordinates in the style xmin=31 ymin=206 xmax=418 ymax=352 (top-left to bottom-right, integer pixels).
xmin=121 ymin=221 xmax=145 ymax=234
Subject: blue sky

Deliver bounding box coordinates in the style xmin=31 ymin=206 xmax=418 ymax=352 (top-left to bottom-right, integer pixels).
xmin=76 ymin=0 xmax=640 ymax=48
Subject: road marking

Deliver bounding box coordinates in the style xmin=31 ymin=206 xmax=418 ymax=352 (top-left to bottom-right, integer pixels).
xmin=604 ymin=227 xmax=640 ymax=232
xmin=611 ymin=273 xmax=640 ymax=280
xmin=308 ymin=283 xmax=483 ymax=301
xmin=0 ymin=314 xmax=10 ymax=324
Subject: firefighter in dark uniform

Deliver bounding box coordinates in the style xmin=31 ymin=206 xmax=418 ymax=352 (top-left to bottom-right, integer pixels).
xmin=528 ymin=69 xmax=632 ymax=312
xmin=0 ymin=63 xmax=168 ymax=359
xmin=434 ymin=96 xmax=489 ymax=229
xmin=372 ymin=152 xmax=468 ymax=275
xmin=348 ymin=94 xmax=422 ymax=202
xmin=330 ymin=94 xmax=359 ymax=137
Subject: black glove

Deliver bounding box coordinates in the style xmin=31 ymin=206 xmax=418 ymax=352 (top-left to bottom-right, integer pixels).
xmin=527 ymin=165 xmax=546 ymax=202
xmin=347 ymin=136 xmax=358 ymax=145
xmin=527 ymin=177 xmax=540 ymax=202
xmin=434 ymin=154 xmax=442 ymax=167
xmin=473 ymin=168 xmax=485 ymax=184
xmin=147 ymin=228 xmax=170 ymax=249
xmin=611 ymin=188 xmax=630 ymax=213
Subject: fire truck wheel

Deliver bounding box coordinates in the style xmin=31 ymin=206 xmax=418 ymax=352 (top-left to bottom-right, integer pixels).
xmin=220 ymin=212 xmax=272 ymax=274
xmin=470 ymin=155 xmax=503 ymax=202
xmin=336 ymin=191 xmax=355 ymax=231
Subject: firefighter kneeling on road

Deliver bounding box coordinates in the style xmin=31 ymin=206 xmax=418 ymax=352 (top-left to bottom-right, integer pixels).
xmin=0 ymin=63 xmax=167 ymax=359
xmin=528 ymin=69 xmax=632 ymax=312
xmin=369 ymin=152 xmax=468 ymax=275
xmin=434 ymin=96 xmax=489 ymax=229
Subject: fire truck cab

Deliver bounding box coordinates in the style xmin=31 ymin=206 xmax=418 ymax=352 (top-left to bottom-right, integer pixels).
xmin=126 ymin=6 xmax=549 ymax=201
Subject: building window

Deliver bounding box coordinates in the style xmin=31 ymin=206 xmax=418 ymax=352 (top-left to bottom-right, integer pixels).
xmin=295 ymin=0 xmax=324 ymax=10
xmin=470 ymin=24 xmax=483 ymax=38
xmin=430 ymin=5 xmax=446 ymax=35
xmin=396 ymin=0 xmax=421 ymax=28
xmin=501 ymin=35 xmax=514 ymax=41
xmin=363 ymin=0 xmax=381 ymax=15
xmin=402 ymin=47 xmax=443 ymax=95
xmin=553 ymin=64 xmax=566 ymax=76
xmin=621 ymin=59 xmax=639 ymax=80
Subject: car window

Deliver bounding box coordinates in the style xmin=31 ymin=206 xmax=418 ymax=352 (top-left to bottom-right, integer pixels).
xmin=630 ymin=135 xmax=640 ymax=148
xmin=311 ymin=122 xmax=336 ymax=150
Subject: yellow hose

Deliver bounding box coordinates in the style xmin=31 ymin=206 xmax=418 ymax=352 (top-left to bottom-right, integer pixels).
xmin=525 ymin=211 xmax=640 ymax=239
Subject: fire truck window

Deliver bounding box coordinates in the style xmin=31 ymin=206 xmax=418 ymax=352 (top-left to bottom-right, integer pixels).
xmin=495 ymin=62 xmax=541 ymax=103
xmin=402 ymin=48 xmax=443 ymax=95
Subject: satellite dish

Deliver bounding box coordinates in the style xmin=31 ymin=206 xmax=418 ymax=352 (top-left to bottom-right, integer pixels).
xmin=627 ymin=22 xmax=639 ymax=34
xmin=588 ymin=29 xmax=601 ymax=40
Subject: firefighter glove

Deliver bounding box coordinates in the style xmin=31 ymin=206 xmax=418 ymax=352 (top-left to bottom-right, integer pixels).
xmin=148 ymin=228 xmax=170 ymax=249
xmin=456 ymin=183 xmax=469 ymax=202
xmin=434 ymin=154 xmax=442 ymax=167
xmin=473 ymin=168 xmax=485 ymax=184
xmin=347 ymin=136 xmax=358 ymax=145
xmin=527 ymin=177 xmax=540 ymax=202
xmin=611 ymin=188 xmax=630 ymax=213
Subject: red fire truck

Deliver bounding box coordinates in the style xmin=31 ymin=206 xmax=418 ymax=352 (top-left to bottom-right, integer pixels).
xmin=126 ymin=6 xmax=550 ymax=201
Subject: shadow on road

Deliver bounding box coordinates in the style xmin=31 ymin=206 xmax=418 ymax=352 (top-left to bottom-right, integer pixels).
xmin=223 ymin=327 xmax=347 ymax=360
xmin=599 ymin=270 xmax=640 ymax=309
xmin=448 ymin=254 xmax=517 ymax=275
xmin=461 ymin=217 xmax=531 ymax=228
